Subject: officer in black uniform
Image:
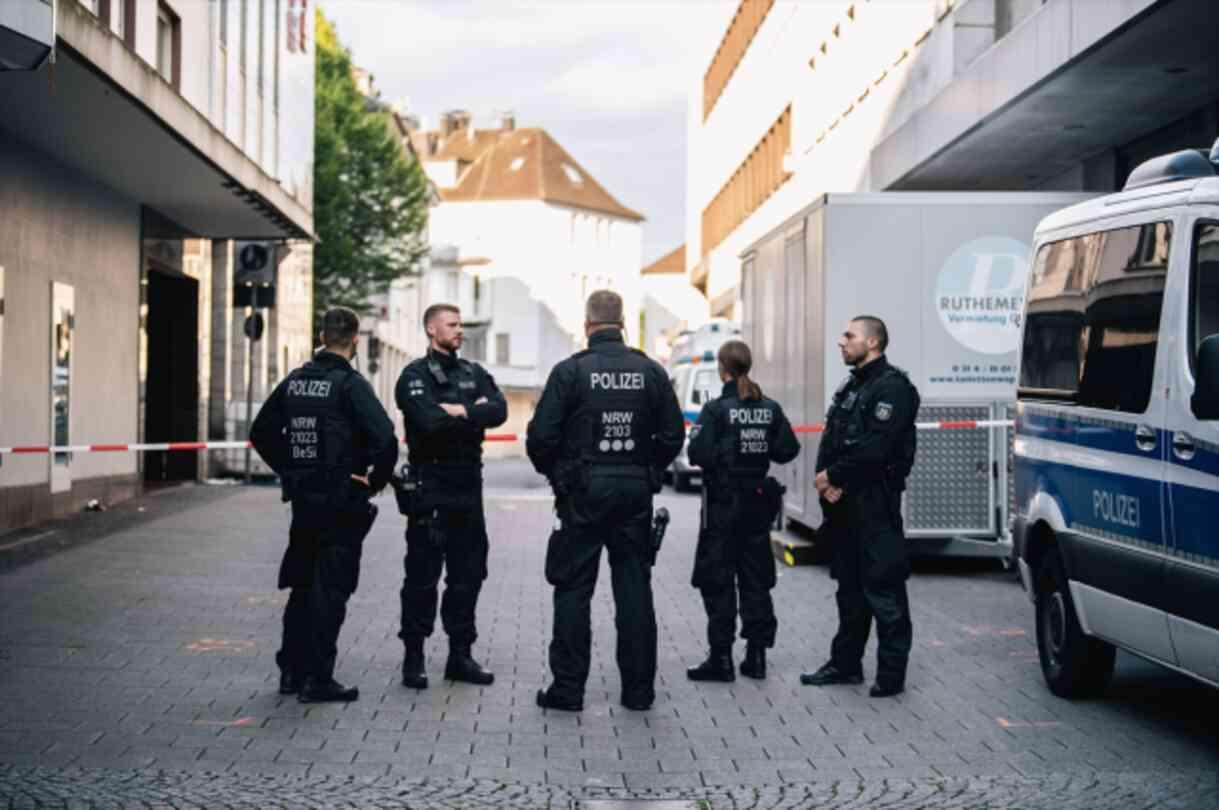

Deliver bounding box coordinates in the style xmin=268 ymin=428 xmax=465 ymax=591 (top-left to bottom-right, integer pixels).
xmin=800 ymin=315 xmax=920 ymax=698
xmin=686 ymin=340 xmax=800 ymax=682
xmin=251 ymin=307 xmax=398 ymax=703
xmin=526 ymin=290 xmax=684 ymax=712
xmin=395 ymin=303 xmax=507 ymax=689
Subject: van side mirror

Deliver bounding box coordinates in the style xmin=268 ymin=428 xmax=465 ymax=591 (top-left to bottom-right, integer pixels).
xmin=1192 ymin=335 xmax=1219 ymax=419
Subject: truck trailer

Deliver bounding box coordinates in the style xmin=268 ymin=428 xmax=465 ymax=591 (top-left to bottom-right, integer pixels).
xmin=740 ymin=192 xmax=1094 ymax=560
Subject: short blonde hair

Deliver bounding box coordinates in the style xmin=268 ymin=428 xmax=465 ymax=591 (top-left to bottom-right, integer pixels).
xmin=585 ymin=290 xmax=623 ymax=325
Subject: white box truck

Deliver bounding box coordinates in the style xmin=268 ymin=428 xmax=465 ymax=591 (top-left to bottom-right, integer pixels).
xmin=740 ymin=192 xmax=1094 ymax=560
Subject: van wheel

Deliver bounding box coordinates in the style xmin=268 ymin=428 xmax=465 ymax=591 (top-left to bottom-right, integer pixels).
xmin=1035 ymin=551 xmax=1115 ymax=698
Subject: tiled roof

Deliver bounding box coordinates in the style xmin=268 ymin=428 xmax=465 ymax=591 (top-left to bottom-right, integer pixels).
xmin=641 ymin=244 xmax=685 ymax=275
xmin=417 ymin=126 xmax=643 ymax=222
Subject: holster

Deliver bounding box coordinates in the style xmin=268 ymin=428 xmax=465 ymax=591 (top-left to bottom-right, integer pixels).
xmin=391 ymin=468 xmax=418 ymax=517
xmin=759 ymin=476 xmax=786 ymax=526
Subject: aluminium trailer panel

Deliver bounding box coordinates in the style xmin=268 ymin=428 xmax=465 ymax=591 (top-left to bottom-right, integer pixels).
xmin=742 ymin=192 xmax=1095 ymax=553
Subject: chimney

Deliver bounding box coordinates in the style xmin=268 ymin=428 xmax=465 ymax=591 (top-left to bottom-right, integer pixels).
xmin=440 ymin=109 xmax=472 ymax=137
xmin=499 ymin=111 xmax=516 ymax=131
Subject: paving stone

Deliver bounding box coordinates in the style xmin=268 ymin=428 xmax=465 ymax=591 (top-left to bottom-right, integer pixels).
xmin=0 ymin=474 xmax=1216 ymax=808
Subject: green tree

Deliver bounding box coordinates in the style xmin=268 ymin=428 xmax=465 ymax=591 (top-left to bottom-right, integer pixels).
xmin=313 ymin=10 xmax=429 ymax=327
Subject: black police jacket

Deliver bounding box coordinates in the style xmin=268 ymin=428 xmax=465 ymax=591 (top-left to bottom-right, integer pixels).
xmin=251 ymin=350 xmax=398 ymax=502
xmin=525 ymin=329 xmax=685 ymax=480
xmin=395 ymin=349 xmax=507 ymax=471
xmin=687 ymin=379 xmax=800 ymax=483
xmin=816 ymin=356 xmax=920 ymax=493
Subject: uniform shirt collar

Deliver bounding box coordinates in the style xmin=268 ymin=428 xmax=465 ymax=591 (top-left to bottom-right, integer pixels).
xmin=721 ymin=379 xmax=739 ymax=399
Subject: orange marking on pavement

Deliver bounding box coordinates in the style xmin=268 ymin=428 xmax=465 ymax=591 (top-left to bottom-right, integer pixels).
xmin=195 ymin=716 xmax=258 ymax=728
xmin=185 ymin=638 xmax=256 ymax=653
xmin=996 ymin=717 xmax=1061 ymax=729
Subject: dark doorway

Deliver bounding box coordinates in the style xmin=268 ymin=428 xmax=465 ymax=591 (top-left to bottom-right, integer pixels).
xmin=144 ymin=270 xmax=199 ymax=483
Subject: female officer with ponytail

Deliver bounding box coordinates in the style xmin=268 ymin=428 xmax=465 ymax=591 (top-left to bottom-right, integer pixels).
xmin=686 ymin=340 xmax=799 ymax=681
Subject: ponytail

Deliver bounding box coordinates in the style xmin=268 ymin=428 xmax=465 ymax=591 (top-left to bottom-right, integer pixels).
xmin=717 ymin=340 xmax=763 ymax=401
xmin=736 ymin=373 xmax=762 ymax=401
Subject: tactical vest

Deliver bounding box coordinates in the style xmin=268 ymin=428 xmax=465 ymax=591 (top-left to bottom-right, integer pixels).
xmin=712 ymin=396 xmax=778 ymax=479
xmin=569 ymin=349 xmax=654 ymax=467
xmin=280 ymin=361 xmax=355 ymax=504
xmin=827 ymin=365 xmax=919 ymax=488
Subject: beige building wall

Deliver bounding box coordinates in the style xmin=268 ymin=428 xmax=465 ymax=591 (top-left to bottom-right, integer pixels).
xmin=0 ymin=135 xmax=141 ymax=530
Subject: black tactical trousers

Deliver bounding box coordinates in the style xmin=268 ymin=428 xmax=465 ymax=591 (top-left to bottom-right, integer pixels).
xmin=398 ymin=493 xmax=489 ymax=647
xmin=693 ymin=488 xmax=778 ymax=649
xmin=545 ymin=475 xmax=655 ymax=705
xmin=277 ymin=501 xmax=376 ymax=681
xmin=825 ymin=486 xmax=913 ymax=687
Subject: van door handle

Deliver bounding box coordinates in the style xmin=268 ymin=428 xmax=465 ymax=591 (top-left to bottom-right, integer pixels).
xmin=1134 ymin=425 xmax=1157 ymax=452
xmin=1172 ymin=431 xmax=1197 ymax=461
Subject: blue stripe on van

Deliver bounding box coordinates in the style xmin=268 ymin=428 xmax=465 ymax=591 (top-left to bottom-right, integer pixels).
xmin=1017 ymin=406 xmax=1168 ymax=459
xmin=1017 ymin=456 xmax=1166 ymax=547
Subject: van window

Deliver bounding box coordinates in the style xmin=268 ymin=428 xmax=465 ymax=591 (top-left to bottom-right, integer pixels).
xmin=692 ymin=368 xmax=718 ymax=406
xmin=1020 ymin=222 xmax=1171 ymax=413
xmin=1191 ymin=222 xmax=1219 ymax=369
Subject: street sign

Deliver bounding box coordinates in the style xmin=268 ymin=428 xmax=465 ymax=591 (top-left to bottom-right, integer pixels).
xmin=243 ymin=312 xmax=265 ymax=342
xmin=233 ymin=284 xmax=276 ymax=309
xmin=234 ymin=241 xmax=275 ymax=286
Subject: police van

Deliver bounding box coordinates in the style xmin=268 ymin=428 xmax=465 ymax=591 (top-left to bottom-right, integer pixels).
xmin=1013 ymin=142 xmax=1219 ymax=696
xmin=666 ymin=319 xmax=741 ymax=491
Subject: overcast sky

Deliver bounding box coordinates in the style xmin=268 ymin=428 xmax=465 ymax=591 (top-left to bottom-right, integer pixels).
xmin=321 ymin=1 xmax=732 ymax=267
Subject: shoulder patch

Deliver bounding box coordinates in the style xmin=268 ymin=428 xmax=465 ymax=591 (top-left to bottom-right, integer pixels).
xmin=874 ymin=401 xmax=893 ymax=422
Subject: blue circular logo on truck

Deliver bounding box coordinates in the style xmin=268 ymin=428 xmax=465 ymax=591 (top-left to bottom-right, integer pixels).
xmin=935 ymin=236 xmax=1029 ymax=355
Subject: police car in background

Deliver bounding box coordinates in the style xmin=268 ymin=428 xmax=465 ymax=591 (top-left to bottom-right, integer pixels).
xmin=666 ymin=319 xmax=741 ymax=492
xmin=1013 ymin=141 xmax=1219 ymax=697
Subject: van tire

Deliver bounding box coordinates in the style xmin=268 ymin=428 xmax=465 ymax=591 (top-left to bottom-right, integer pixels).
xmin=1035 ymin=551 xmax=1115 ymax=698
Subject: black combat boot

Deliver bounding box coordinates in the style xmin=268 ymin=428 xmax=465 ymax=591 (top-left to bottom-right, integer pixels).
xmin=445 ymin=645 xmax=494 ymax=685
xmin=740 ymin=643 xmax=766 ymax=680
xmin=278 ymin=669 xmax=304 ymax=695
xmin=686 ymin=646 xmax=735 ymax=682
xmin=298 ymin=677 xmax=359 ymax=703
xmin=401 ymin=638 xmax=428 ymax=690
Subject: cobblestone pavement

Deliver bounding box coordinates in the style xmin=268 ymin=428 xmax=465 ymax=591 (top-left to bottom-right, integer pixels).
xmin=1 ymin=461 xmax=1216 ymax=808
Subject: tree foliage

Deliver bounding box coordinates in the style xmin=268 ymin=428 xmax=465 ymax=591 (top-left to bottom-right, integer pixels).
xmin=313 ymin=10 xmax=429 ymax=328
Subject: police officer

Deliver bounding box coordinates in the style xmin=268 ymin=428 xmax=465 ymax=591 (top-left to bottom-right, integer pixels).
xmin=686 ymin=340 xmax=799 ymax=682
xmin=526 ymin=290 xmax=684 ymax=712
xmin=395 ymin=303 xmax=507 ymax=689
xmin=800 ymin=316 xmax=920 ymax=698
xmin=250 ymin=307 xmax=398 ymax=703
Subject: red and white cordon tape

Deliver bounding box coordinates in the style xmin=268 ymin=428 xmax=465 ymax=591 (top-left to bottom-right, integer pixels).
xmin=0 ymin=421 xmax=1015 ymax=456
xmin=0 ymin=436 xmax=520 ymax=455
xmin=794 ymin=419 xmax=1014 ymax=434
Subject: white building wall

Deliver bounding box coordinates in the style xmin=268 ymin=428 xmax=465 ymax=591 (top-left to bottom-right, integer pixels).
xmin=429 ymin=199 xmax=642 ymax=388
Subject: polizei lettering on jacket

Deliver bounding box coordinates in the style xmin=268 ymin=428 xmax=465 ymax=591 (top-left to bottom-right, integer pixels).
xmin=287 ymin=379 xmax=333 ymax=398
xmin=728 ymin=408 xmax=773 ymax=426
xmin=590 ymin=372 xmax=645 ymax=391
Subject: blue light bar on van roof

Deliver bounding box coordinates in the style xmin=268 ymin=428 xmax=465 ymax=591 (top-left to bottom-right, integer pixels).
xmin=1123 ymin=147 xmax=1216 ymax=191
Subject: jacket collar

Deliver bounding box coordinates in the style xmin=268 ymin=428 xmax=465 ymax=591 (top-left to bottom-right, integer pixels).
xmin=313 ymin=349 xmax=352 ymax=369
xmin=428 ymin=347 xmax=460 ymax=370
xmin=851 ymin=354 xmax=888 ymax=383
xmin=588 ymin=329 xmax=625 ymax=348
xmin=721 ymin=379 xmax=739 ymax=399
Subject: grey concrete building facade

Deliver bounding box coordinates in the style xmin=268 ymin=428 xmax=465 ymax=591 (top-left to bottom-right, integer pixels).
xmin=0 ymin=0 xmax=315 ymax=531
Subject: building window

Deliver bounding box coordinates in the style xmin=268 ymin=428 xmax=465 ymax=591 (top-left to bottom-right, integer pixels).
xmin=700 ymin=105 xmax=792 ymax=258
xmin=156 ymin=3 xmax=181 ymax=89
xmin=220 ymin=0 xmax=228 ymax=47
xmin=495 ymin=333 xmax=510 ymax=366
xmin=704 ymin=0 xmax=775 ymax=121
